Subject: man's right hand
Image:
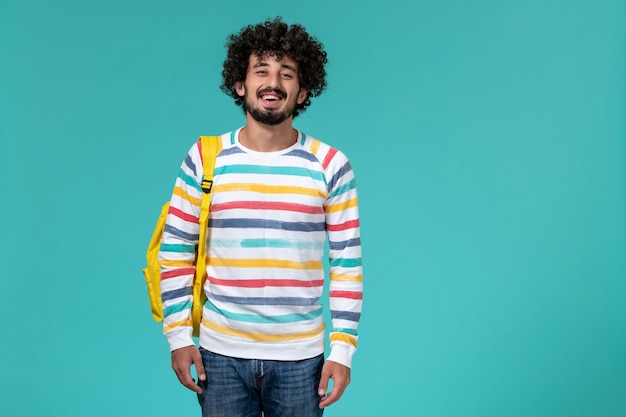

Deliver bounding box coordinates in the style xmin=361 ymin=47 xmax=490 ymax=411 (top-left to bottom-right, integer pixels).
xmin=171 ymin=345 xmax=206 ymax=394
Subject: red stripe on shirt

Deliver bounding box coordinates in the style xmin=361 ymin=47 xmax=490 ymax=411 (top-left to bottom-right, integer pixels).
xmin=162 ymin=268 xmax=195 ymax=279
xmin=211 ymin=201 xmax=324 ymax=214
xmin=329 ymin=290 xmax=363 ymax=300
xmin=327 ymin=219 xmax=360 ymax=231
xmin=322 ymin=147 xmax=338 ymax=170
xmin=168 ymin=206 xmax=199 ymax=223
xmin=208 ymin=276 xmax=325 ymax=288
xmin=197 ymin=139 xmax=204 ymax=166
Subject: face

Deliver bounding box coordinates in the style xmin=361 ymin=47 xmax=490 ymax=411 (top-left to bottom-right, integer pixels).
xmin=235 ymin=54 xmax=309 ymax=126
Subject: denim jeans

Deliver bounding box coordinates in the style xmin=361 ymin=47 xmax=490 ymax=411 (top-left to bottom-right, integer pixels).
xmin=197 ymin=348 xmax=324 ymax=417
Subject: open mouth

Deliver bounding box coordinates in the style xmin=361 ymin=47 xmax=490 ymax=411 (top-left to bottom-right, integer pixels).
xmin=258 ymin=89 xmax=287 ymax=107
xmin=262 ymin=94 xmax=281 ymax=101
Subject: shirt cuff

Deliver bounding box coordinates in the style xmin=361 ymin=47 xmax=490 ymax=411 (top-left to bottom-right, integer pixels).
xmin=166 ymin=328 xmax=195 ymax=352
xmin=327 ymin=343 xmax=356 ymax=368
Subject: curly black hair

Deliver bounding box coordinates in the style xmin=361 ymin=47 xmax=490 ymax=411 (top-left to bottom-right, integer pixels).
xmin=221 ymin=17 xmax=328 ymax=118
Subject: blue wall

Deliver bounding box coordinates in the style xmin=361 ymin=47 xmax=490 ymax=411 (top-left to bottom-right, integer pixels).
xmin=1 ymin=1 xmax=624 ymax=416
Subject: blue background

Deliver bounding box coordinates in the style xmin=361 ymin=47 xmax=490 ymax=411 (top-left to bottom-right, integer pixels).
xmin=1 ymin=1 xmax=625 ymax=416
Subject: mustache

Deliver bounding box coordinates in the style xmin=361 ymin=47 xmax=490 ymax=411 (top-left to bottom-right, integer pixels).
xmin=257 ymin=88 xmax=287 ymax=99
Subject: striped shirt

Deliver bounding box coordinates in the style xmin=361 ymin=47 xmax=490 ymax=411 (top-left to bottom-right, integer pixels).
xmin=159 ymin=128 xmax=363 ymax=368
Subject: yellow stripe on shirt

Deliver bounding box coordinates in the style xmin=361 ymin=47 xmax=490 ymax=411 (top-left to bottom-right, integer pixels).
xmin=159 ymin=259 xmax=194 ymax=268
xmin=203 ymin=319 xmax=325 ymax=342
xmin=330 ymin=272 xmax=363 ymax=282
xmin=213 ymin=183 xmax=327 ymax=199
xmin=163 ymin=318 xmax=193 ymax=332
xmin=212 ymin=258 xmax=323 ymax=270
xmin=310 ymin=138 xmax=321 ymax=155
xmin=172 ymin=186 xmax=202 ymax=206
xmin=330 ymin=332 xmax=357 ymax=347
xmin=325 ymin=197 xmax=358 ymax=213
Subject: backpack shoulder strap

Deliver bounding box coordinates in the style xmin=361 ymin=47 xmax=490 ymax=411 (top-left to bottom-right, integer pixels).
xmin=199 ymin=135 xmax=221 ymax=193
xmin=192 ymin=135 xmax=221 ymax=336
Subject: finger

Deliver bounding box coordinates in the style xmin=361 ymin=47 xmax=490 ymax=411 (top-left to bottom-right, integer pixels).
xmin=317 ymin=367 xmax=331 ymax=398
xmin=318 ymin=361 xmax=350 ymax=408
xmin=319 ymin=387 xmax=344 ymax=408
xmin=320 ymin=379 xmax=346 ymax=407
xmin=182 ymin=374 xmax=202 ymax=394
xmin=172 ymin=350 xmax=203 ymax=394
xmin=329 ymin=372 xmax=348 ymax=398
xmin=192 ymin=349 xmax=207 ymax=382
xmin=174 ymin=364 xmax=202 ymax=394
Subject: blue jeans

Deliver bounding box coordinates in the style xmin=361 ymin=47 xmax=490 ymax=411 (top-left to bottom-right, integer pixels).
xmin=197 ymin=348 xmax=325 ymax=417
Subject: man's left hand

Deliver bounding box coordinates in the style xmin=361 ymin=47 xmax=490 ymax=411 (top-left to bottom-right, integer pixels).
xmin=318 ymin=360 xmax=351 ymax=408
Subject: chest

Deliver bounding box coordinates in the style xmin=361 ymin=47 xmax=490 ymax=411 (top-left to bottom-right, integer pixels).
xmin=209 ymin=154 xmax=328 ymax=223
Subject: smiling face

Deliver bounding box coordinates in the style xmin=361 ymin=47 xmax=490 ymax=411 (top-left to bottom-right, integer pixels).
xmin=235 ymin=54 xmax=309 ymax=126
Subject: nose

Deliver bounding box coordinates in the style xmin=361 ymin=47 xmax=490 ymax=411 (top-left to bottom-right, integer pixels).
xmin=266 ymin=71 xmax=281 ymax=88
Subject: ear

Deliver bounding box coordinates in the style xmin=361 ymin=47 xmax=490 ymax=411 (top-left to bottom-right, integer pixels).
xmin=235 ymin=81 xmax=245 ymax=97
xmin=297 ymin=88 xmax=309 ymax=104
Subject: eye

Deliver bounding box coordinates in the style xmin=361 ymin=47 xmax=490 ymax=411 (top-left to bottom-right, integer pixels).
xmin=280 ymin=72 xmax=294 ymax=79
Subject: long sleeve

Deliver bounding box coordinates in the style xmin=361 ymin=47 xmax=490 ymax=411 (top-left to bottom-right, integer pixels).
xmin=323 ymin=148 xmax=363 ymax=368
xmin=158 ymin=140 xmax=204 ymax=351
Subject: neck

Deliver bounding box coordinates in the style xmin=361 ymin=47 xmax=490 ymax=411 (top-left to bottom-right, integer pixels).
xmin=239 ymin=116 xmax=298 ymax=152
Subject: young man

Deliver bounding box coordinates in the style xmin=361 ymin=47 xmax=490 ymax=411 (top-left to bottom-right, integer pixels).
xmin=158 ymin=17 xmax=363 ymax=416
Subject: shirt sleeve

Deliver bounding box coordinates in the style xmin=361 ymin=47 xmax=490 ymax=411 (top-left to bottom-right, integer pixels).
xmin=323 ymin=148 xmax=363 ymax=368
xmin=158 ymin=140 xmax=204 ymax=351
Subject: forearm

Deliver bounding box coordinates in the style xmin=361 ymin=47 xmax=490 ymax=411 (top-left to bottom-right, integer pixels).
xmin=327 ymin=237 xmax=362 ymax=368
xmin=325 ymin=155 xmax=363 ymax=368
xmin=159 ymin=142 xmax=204 ymax=350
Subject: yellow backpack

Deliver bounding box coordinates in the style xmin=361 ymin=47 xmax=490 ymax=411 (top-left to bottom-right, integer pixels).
xmin=142 ymin=135 xmax=221 ymax=337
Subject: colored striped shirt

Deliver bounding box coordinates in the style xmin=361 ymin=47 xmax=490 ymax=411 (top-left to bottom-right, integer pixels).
xmin=159 ymin=128 xmax=363 ymax=368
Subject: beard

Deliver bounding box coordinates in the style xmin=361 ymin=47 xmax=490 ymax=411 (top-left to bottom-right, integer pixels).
xmin=243 ymin=88 xmax=298 ymax=126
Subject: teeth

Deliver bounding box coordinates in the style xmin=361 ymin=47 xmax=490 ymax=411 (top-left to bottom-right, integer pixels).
xmin=263 ymin=95 xmax=279 ymax=100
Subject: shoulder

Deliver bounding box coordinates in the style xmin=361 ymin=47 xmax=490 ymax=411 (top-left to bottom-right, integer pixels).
xmin=299 ymin=132 xmax=351 ymax=173
xmin=192 ymin=129 xmax=243 ymax=160
xmin=197 ymin=131 xmax=238 ymax=153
